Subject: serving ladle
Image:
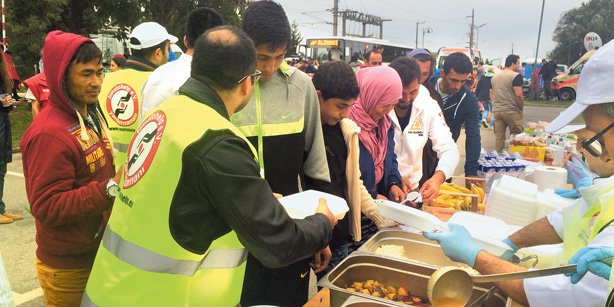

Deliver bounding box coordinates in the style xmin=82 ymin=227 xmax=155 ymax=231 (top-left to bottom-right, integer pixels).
xmin=427 ymin=264 xmax=577 ymax=306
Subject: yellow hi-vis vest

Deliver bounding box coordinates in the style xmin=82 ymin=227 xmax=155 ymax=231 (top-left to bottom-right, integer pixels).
xmin=98 ymin=69 xmax=151 ymax=168
xmin=563 ymin=184 xmax=614 ymax=262
xmin=82 ymin=95 xmax=258 ymax=306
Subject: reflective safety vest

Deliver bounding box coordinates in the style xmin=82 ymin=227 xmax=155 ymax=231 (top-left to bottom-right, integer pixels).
xmin=98 ymin=69 xmax=151 ymax=168
xmin=83 ymin=95 xmax=258 ymax=306
xmin=563 ymin=183 xmax=614 ymax=262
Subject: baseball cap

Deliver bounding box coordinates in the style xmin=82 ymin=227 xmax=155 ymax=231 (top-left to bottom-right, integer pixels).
xmin=547 ymin=40 xmax=614 ymax=133
xmin=129 ymin=22 xmax=178 ymax=50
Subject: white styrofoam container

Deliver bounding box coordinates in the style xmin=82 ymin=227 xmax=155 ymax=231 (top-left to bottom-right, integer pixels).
xmin=278 ymin=190 xmax=349 ymax=220
xmin=375 ymin=199 xmax=447 ymax=233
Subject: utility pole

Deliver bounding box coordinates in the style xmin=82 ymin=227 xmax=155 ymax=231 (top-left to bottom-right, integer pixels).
xmin=533 ymin=0 xmax=546 ymax=99
xmin=468 ymin=9 xmax=475 ymax=48
xmin=415 ymin=21 xmax=424 ymax=48
xmin=332 ymin=0 xmax=339 ymax=36
xmin=511 ymin=42 xmax=514 ymax=54
xmin=475 ymin=23 xmax=486 ymax=49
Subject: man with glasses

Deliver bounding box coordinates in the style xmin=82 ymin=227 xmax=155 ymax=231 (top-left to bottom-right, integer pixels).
xmin=423 ymin=40 xmax=614 ymax=307
xmin=83 ymin=26 xmax=336 ymax=306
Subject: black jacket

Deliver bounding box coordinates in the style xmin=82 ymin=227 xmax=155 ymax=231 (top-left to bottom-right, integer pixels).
xmin=476 ymin=76 xmax=492 ymax=102
xmin=168 ymin=78 xmax=332 ymax=268
xmin=429 ymin=76 xmax=481 ymax=176
xmin=0 ymin=104 xmax=12 ymax=164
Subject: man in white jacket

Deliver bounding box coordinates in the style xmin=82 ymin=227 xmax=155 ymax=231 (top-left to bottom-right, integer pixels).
xmin=388 ymin=57 xmax=459 ymax=205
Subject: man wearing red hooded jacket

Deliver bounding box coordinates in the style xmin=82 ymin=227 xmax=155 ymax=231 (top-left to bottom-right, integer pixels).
xmin=20 ymin=31 xmax=121 ymax=307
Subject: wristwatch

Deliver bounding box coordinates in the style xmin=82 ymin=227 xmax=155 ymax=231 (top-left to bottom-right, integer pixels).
xmin=106 ymin=178 xmax=119 ymax=198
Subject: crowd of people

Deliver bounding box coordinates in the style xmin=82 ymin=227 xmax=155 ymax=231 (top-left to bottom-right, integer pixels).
xmin=0 ymin=0 xmax=612 ymax=306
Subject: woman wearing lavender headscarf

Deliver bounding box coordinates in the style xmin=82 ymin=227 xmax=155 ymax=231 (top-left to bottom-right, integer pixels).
xmin=348 ymin=66 xmax=409 ymax=248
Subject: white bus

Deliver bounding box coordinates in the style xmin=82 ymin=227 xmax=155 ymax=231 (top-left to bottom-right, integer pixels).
xmin=435 ymin=47 xmax=483 ymax=69
xmin=305 ymin=36 xmax=413 ymax=64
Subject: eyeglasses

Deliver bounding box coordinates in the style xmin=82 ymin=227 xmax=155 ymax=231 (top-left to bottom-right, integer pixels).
xmin=237 ymin=70 xmax=262 ymax=85
xmin=581 ymin=121 xmax=614 ymax=157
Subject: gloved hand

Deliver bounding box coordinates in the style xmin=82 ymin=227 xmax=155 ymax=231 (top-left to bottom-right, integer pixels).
xmin=423 ymin=223 xmax=482 ymax=267
xmin=500 ymin=237 xmax=519 ymax=262
xmin=555 ymin=176 xmax=593 ymax=199
xmin=566 ymin=246 xmax=614 ymax=284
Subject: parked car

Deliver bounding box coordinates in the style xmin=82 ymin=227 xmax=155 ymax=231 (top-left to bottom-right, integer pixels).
xmin=552 ymin=50 xmax=595 ymax=101
xmin=556 ymin=64 xmax=569 ymax=75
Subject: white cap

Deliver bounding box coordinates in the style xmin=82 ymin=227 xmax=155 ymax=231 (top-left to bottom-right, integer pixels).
xmin=547 ymin=40 xmax=614 ymax=133
xmin=129 ymin=22 xmax=178 ymax=50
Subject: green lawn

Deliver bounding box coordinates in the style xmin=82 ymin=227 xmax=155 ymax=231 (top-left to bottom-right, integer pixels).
xmin=9 ymin=104 xmax=32 ymax=150
xmin=524 ymin=99 xmax=574 ymax=108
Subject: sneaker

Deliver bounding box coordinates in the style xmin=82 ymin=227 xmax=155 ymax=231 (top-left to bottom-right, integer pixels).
xmin=3 ymin=211 xmax=23 ymax=221
xmin=0 ymin=214 xmax=12 ymax=224
xmin=481 ymin=119 xmax=489 ymax=128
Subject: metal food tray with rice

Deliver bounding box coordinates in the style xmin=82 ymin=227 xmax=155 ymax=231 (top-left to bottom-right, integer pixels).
xmin=318 ymin=254 xmax=512 ymax=307
xmin=356 ymin=230 xmax=468 ymax=268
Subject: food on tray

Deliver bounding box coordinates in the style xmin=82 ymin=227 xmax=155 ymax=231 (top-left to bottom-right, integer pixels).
xmin=430 ymin=183 xmax=486 ymax=212
xmin=374 ymin=244 xmax=408 ymax=260
xmin=346 ymin=279 xmax=431 ymax=306
xmin=510 ymin=136 xmax=548 ymax=147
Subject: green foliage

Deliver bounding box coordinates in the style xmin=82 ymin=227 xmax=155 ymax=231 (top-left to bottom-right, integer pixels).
xmin=287 ymin=20 xmax=302 ymax=57
xmin=6 ymin=0 xmax=251 ymax=81
xmin=549 ymin=0 xmax=614 ymax=65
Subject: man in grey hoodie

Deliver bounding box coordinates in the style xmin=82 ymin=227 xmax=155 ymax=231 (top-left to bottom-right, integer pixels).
xmin=232 ymin=1 xmax=331 ymax=306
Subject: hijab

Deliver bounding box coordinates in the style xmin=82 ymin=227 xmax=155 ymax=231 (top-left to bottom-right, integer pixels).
xmin=348 ymin=66 xmax=402 ymax=183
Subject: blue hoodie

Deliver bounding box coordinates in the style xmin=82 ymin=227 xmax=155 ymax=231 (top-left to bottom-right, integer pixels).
xmin=429 ymin=76 xmax=481 ymax=176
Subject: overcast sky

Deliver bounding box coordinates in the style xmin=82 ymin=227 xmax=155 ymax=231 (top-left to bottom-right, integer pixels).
xmin=278 ymin=0 xmax=586 ymax=64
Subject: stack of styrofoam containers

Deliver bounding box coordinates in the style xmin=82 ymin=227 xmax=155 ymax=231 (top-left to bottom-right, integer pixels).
xmin=534 ymin=189 xmax=576 ymax=220
xmin=485 ymin=175 xmax=538 ymax=227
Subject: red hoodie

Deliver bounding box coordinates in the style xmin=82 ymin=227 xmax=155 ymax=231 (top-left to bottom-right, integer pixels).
xmin=22 ymin=72 xmax=49 ymax=109
xmin=20 ymin=31 xmax=115 ymax=269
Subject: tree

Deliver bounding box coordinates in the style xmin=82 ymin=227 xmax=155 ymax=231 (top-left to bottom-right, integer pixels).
xmin=549 ymin=0 xmax=614 ymax=65
xmin=6 ymin=0 xmax=251 ymax=80
xmin=287 ymin=20 xmax=302 ymax=57
xmin=6 ymin=0 xmax=141 ymax=79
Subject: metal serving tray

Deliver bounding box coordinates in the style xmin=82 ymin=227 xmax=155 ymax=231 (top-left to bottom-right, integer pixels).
xmin=357 ymin=230 xmax=464 ymax=268
xmin=318 ymin=254 xmax=510 ymax=307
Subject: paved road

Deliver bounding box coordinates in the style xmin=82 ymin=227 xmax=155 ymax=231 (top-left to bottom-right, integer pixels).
xmin=0 ymin=104 xmax=568 ymax=306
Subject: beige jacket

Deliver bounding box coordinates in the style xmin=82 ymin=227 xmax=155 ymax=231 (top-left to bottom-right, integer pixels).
xmin=340 ymin=118 xmax=396 ymax=242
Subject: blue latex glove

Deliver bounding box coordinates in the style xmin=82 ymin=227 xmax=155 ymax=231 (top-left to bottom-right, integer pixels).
xmin=423 ymin=223 xmax=482 ymax=267
xmin=500 ymin=237 xmax=519 ymax=261
xmin=555 ymin=176 xmax=593 ymax=199
xmin=566 ymin=246 xmax=614 ymax=284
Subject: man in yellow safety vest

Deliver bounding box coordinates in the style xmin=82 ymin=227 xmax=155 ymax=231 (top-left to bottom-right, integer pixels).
xmin=98 ymin=22 xmax=176 ymax=167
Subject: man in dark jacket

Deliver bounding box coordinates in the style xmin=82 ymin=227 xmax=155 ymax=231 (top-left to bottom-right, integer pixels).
xmin=539 ymin=59 xmax=557 ymax=100
xmin=20 ymin=31 xmax=121 ymax=306
xmin=429 ymin=52 xmax=481 ymax=178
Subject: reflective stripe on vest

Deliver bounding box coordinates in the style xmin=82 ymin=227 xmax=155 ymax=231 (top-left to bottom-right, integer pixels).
xmin=102 ymin=224 xmax=247 ymax=275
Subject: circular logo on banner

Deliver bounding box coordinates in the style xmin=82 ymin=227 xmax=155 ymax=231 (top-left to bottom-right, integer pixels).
xmin=123 ymin=111 xmax=166 ymax=189
xmin=106 ymin=83 xmax=139 ymax=126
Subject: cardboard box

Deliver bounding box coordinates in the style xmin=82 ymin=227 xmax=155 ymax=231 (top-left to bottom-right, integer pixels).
xmin=509 ymin=145 xmax=546 ymax=162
